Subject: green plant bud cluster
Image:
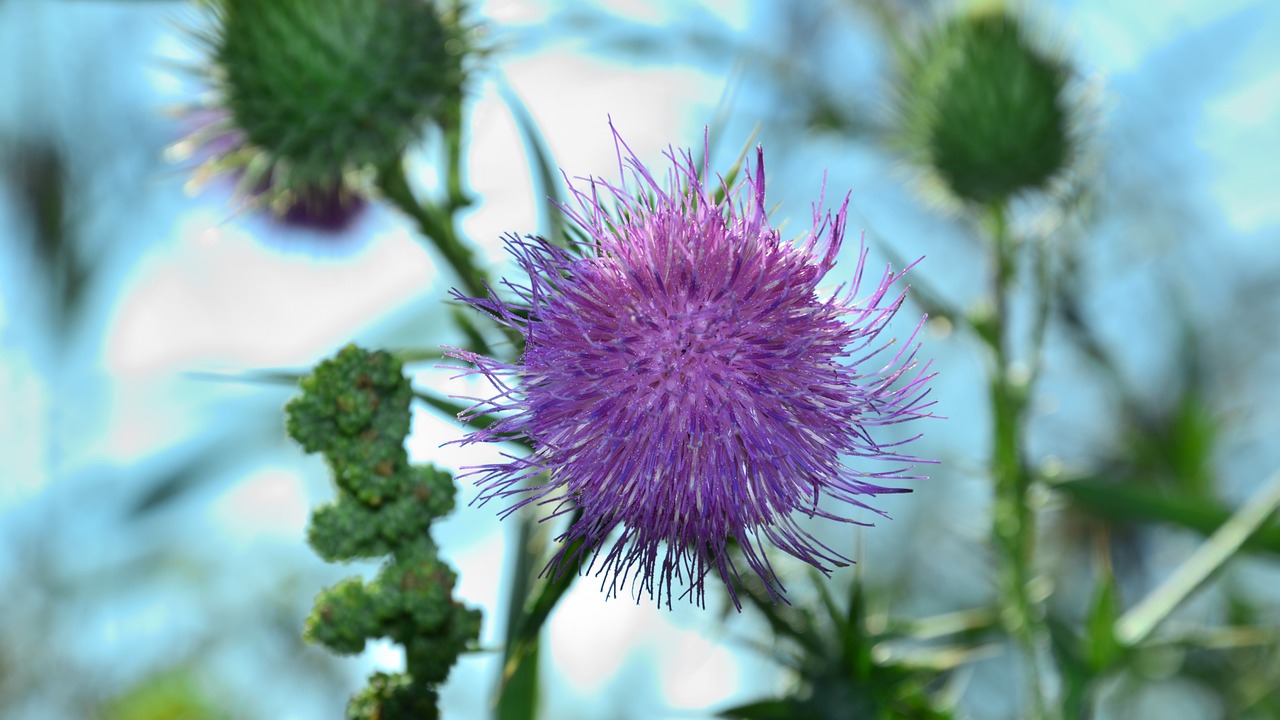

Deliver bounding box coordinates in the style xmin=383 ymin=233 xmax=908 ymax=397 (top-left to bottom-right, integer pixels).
xmin=893 ymin=8 xmax=1072 ymax=206
xmin=285 ymin=344 xmax=481 ymax=720
xmin=346 ymin=672 xmax=439 ymax=720
xmin=307 ymin=465 xmax=457 ymax=561
xmin=208 ymin=0 xmax=469 ymax=204
xmin=286 ymin=343 xmax=415 ymax=506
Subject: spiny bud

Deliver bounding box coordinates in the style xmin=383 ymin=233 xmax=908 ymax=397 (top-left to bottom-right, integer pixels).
xmin=892 ymin=7 xmax=1073 ymax=206
xmin=187 ymin=0 xmax=471 ymax=220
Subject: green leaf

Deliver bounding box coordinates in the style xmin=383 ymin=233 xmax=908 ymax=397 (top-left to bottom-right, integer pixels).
xmin=812 ymin=571 xmax=848 ymax=641
xmin=184 ymin=368 xmax=307 ymax=386
xmin=499 ymin=82 xmax=570 ymax=252
xmin=13 ymin=142 xmax=88 ymax=336
xmin=1084 ymin=568 xmax=1124 ymax=673
xmin=737 ymin=581 xmax=826 ymax=659
xmin=495 ymin=513 xmax=541 ymax=720
xmin=844 ymin=578 xmax=872 ymax=678
xmin=707 ymin=131 xmax=754 ymax=208
xmin=1052 ymin=476 xmax=1280 ymax=556
xmin=450 ymin=306 xmax=497 ymax=358
xmin=871 ymin=238 xmax=958 ymax=328
xmin=717 ymin=698 xmax=804 ymax=719
xmin=495 ymin=641 xmax=540 ymax=720
xmin=103 ymin=667 xmax=230 ymax=720
xmin=496 ymin=514 xmax=585 ymax=717
xmin=505 ymin=537 xmax=584 ymax=662
xmin=1045 ymin=616 xmax=1092 ymax=720
xmin=412 ymin=389 xmax=498 ymax=432
xmin=1168 ymin=390 xmax=1217 ymax=495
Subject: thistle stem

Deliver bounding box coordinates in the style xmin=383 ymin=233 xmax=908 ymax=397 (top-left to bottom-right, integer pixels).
xmin=983 ymin=202 xmax=1053 ymax=719
xmin=437 ymin=86 xmax=473 ymax=215
xmin=376 ymin=159 xmax=489 ymax=304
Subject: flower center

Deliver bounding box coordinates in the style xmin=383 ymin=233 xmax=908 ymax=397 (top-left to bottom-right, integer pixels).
xmin=633 ymin=306 xmax=743 ymax=393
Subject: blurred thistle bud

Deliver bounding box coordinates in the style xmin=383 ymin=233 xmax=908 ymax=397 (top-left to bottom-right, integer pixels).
xmin=179 ymin=0 xmax=472 ymax=226
xmin=892 ymin=6 xmax=1073 ymax=207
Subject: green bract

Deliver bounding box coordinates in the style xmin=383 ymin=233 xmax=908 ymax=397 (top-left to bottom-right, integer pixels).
xmin=894 ymin=8 xmax=1072 ymax=206
xmin=204 ymin=0 xmax=468 ymax=211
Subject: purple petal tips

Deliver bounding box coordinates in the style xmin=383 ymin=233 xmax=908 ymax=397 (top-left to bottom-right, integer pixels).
xmin=446 ymin=126 xmax=934 ymax=609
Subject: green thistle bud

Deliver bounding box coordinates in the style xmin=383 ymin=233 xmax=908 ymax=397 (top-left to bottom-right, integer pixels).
xmin=190 ymin=0 xmax=470 ymax=217
xmin=893 ymin=7 xmax=1073 ymax=206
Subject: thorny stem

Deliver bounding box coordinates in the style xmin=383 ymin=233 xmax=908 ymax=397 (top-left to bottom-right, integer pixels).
xmin=375 ymin=150 xmax=527 ymax=364
xmin=376 ymin=158 xmax=489 ymax=304
xmin=441 ymin=103 xmax=471 ymax=215
xmin=983 ymin=202 xmax=1054 ymax=720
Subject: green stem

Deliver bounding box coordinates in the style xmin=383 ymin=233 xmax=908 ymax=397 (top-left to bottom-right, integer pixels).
xmin=441 ymin=101 xmax=471 ymax=214
xmin=376 ymin=159 xmax=490 ymax=303
xmin=496 ymin=511 xmax=584 ymax=720
xmin=983 ymin=203 xmax=1051 ymax=719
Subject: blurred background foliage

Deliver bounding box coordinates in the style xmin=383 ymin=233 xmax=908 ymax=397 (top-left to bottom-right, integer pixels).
xmin=1 ymin=0 xmax=1278 ymax=718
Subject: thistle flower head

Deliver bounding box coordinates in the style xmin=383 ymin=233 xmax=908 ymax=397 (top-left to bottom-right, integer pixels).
xmin=448 ymin=128 xmax=933 ymax=607
xmin=177 ymin=0 xmax=470 ymax=225
xmin=893 ymin=7 xmax=1074 ymax=206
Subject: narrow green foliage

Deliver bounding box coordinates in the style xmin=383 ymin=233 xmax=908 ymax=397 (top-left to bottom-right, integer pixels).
xmin=413 ymin=389 xmax=501 ymax=432
xmin=10 ymin=142 xmax=88 ymax=334
xmin=1045 ymin=616 xmax=1093 ymax=720
xmin=286 ymin=344 xmax=481 ymax=720
xmin=1115 ymin=469 xmax=1280 ymax=648
xmin=1084 ymin=571 xmax=1125 ymax=674
xmin=500 ymin=84 xmax=571 ymax=252
xmin=493 ymin=511 xmax=543 ymax=720
xmin=1044 ymin=569 xmax=1129 ymax=717
xmin=495 ymin=518 xmax=586 ymax=720
xmin=1127 ymin=390 xmax=1219 ymax=498
xmin=721 ymin=573 xmax=954 ymax=720
xmin=1052 ymin=476 xmax=1280 ymax=556
xmin=719 ymin=699 xmax=801 ymax=720
xmin=451 ymin=306 xmax=497 ymax=358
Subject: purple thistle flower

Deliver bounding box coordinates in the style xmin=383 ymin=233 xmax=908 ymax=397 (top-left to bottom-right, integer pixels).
xmin=447 ymin=128 xmax=934 ymax=608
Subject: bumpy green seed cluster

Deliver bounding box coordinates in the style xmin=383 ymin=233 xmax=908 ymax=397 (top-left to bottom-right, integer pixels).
xmin=207 ymin=0 xmax=468 ymax=208
xmin=893 ymin=8 xmax=1072 ymax=206
xmin=286 ymin=344 xmax=481 ymax=720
